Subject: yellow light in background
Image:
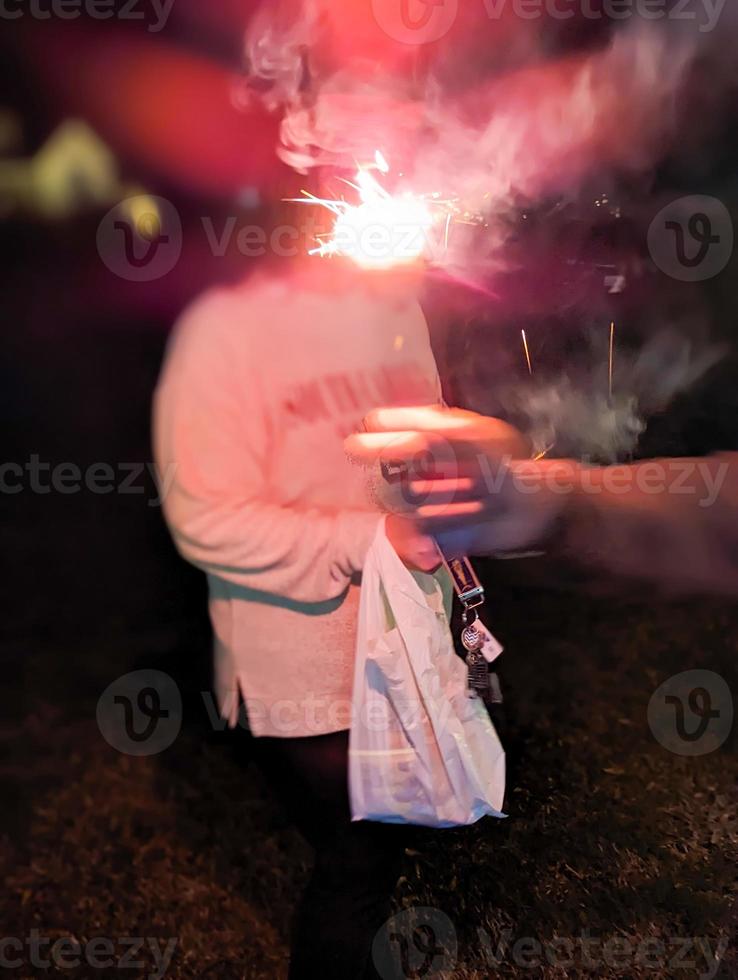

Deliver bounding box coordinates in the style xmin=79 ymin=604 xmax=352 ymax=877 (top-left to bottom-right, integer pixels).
xmin=121 ymin=194 xmax=162 ymax=240
xmin=0 ymin=118 xmax=159 ymax=224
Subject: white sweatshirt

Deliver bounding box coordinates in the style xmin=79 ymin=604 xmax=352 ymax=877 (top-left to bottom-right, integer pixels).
xmin=153 ymin=271 xmax=441 ymax=737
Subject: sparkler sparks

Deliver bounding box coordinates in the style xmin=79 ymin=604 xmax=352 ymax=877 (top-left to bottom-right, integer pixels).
xmin=289 ymin=151 xmax=482 ymax=270
xmin=521 ymin=329 xmax=533 ymax=376
xmin=289 ymin=151 xmax=433 ymax=269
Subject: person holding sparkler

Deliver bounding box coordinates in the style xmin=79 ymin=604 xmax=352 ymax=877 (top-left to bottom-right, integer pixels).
xmin=152 ymin=168 xmax=475 ymax=978
xmin=153 ymin=4 xmax=720 ymax=972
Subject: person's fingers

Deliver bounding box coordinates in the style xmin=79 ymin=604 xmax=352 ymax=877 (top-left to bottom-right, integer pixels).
xmin=344 ymin=430 xmax=421 ymax=462
xmin=357 ymin=408 xmax=530 ymax=462
xmin=401 ymin=476 xmax=494 ymax=516
xmin=408 ymin=476 xmax=477 ymax=499
xmin=346 ymin=431 xmax=467 ymax=485
xmin=347 ymin=430 xmax=494 ymax=474
xmin=416 ymin=499 xmax=487 ymax=526
xmin=345 ymin=430 xmax=461 ymax=473
xmin=363 ymin=405 xmax=462 ymax=434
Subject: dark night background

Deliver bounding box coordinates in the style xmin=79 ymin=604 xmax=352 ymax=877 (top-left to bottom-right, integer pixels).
xmin=2 ymin=3 xmax=737 ymax=978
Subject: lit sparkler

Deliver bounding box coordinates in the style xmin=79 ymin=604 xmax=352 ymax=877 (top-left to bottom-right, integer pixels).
xmin=609 ymin=321 xmax=615 ymax=399
xmin=289 ymin=151 xmax=482 ymax=270
xmin=289 ymin=151 xmax=433 ymax=269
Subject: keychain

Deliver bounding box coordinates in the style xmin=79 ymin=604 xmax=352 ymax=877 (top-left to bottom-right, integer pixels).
xmin=443 ymin=555 xmax=502 ymax=703
xmin=377 ymin=452 xmax=502 ymax=702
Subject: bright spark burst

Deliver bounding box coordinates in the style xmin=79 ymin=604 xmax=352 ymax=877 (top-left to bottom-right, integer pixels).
xmin=290 ymin=151 xmax=437 ymax=270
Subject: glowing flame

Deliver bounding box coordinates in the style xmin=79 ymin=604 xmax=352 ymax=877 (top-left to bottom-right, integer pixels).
xmin=292 ymin=152 xmax=435 ymax=270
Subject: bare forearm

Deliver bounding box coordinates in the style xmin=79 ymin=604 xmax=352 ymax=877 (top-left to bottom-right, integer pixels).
xmin=560 ymin=454 xmax=738 ymax=595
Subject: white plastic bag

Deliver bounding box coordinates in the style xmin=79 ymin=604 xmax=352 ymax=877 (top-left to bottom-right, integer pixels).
xmin=349 ymin=522 xmax=506 ymax=828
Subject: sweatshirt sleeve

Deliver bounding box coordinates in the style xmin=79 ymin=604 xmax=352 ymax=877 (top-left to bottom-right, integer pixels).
xmin=561 ymin=454 xmax=738 ymax=595
xmin=152 ymin=291 xmax=381 ymax=604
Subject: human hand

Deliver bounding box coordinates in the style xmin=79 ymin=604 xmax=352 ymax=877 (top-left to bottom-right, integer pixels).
xmin=345 ymin=405 xmax=529 ymax=517
xmin=417 ymin=458 xmax=578 ymax=557
xmin=346 ymin=407 xmax=572 ymax=556
xmin=385 ymin=514 xmax=442 ymax=573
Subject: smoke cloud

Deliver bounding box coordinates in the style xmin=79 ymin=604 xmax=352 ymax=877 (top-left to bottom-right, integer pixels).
xmin=243 ymin=1 xmax=736 ymax=458
xmin=243 ymin=6 xmax=730 ymax=220
xmin=498 ymin=329 xmax=724 ymax=462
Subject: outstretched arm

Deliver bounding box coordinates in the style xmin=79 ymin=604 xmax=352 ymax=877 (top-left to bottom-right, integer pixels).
xmin=347 ymin=407 xmax=738 ymax=596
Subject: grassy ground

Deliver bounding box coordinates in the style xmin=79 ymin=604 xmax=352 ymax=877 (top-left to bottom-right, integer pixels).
xmin=3 ymin=542 xmax=736 ymax=979
xmin=2 ymin=320 xmax=736 ymax=980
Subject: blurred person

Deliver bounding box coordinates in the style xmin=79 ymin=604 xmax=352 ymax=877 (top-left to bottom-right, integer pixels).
xmin=348 ymin=408 xmax=738 ymax=597
xmin=152 ymin=180 xmax=449 ymax=979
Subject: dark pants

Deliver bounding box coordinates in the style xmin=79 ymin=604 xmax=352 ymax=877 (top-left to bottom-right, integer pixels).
xmin=245 ymin=728 xmax=412 ymax=980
